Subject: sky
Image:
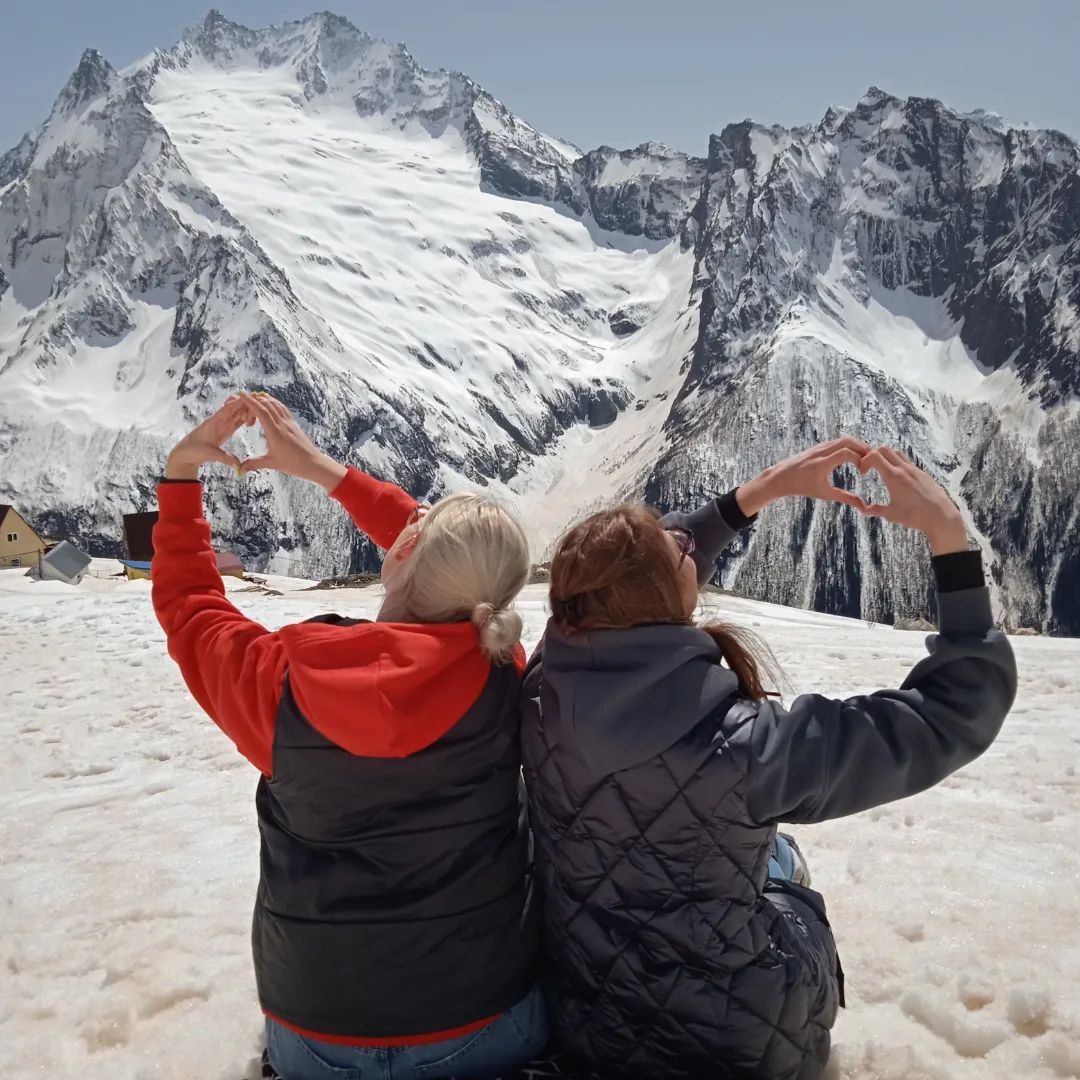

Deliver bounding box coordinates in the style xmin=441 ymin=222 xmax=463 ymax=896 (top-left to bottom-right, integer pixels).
xmin=1 ymin=0 xmax=1078 ymax=154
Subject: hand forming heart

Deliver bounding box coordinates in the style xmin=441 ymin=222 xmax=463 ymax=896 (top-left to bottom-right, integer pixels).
xmin=165 ymin=393 xmax=347 ymax=490
xmin=735 ymin=437 xmax=969 ymax=555
xmin=165 ymin=405 xmax=970 ymax=557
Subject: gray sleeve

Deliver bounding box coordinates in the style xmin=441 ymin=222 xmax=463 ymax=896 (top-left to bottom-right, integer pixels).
xmin=660 ymin=491 xmax=756 ymax=585
xmin=741 ymin=585 xmax=1018 ymax=825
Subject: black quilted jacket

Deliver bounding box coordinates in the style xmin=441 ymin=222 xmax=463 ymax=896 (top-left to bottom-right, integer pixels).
xmin=521 ymin=501 xmax=1017 ymax=1079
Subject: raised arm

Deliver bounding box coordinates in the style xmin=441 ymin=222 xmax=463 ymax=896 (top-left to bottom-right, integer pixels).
xmin=660 ymin=437 xmax=873 ymax=585
xmin=741 ymin=556 xmax=1016 ymax=824
xmin=659 ymin=490 xmax=758 ymax=584
xmin=151 ymin=400 xmax=287 ymax=775
xmin=734 ymin=446 xmax=1018 ymax=824
xmin=238 ymin=393 xmax=418 ymax=550
xmin=327 ymin=467 xmax=419 ymax=551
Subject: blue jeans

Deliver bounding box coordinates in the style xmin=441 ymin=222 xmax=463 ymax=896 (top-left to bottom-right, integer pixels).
xmin=265 ymin=988 xmax=549 ymax=1080
xmin=768 ymin=834 xmax=798 ymax=881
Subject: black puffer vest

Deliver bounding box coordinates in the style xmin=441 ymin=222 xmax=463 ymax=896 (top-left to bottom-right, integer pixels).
xmin=253 ymin=617 xmax=537 ymax=1038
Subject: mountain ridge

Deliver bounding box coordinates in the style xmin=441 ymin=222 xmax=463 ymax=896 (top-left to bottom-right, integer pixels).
xmin=1 ymin=9 xmax=1077 ymax=631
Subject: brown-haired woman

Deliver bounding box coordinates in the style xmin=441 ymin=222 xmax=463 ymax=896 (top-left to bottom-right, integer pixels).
xmin=521 ymin=438 xmax=1017 ymax=1080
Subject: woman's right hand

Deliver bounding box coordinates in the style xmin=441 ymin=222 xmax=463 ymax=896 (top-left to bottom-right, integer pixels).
xmin=858 ymin=446 xmax=969 ymax=555
xmin=238 ymin=393 xmax=348 ymax=491
xmin=735 ymin=436 xmax=873 ymax=515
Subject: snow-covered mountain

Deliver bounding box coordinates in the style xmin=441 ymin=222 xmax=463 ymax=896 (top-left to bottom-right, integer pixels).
xmin=1 ymin=10 xmax=1077 ymax=631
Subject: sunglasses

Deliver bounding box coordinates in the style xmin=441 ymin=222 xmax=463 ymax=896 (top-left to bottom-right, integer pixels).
xmin=664 ymin=526 xmax=696 ymax=568
xmin=406 ymin=504 xmax=431 ymax=527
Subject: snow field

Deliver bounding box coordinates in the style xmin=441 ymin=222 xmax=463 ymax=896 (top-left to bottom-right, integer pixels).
xmin=4 ymin=14 xmax=1076 ymax=642
xmin=1 ymin=568 xmax=1078 ymax=1079
xmin=148 ymin=58 xmax=689 ymax=474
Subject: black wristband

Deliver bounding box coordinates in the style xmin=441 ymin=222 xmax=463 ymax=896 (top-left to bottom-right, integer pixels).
xmin=717 ymin=489 xmax=758 ymax=531
xmin=159 ymin=478 xmax=201 ymax=484
xmin=932 ymin=550 xmax=985 ymax=593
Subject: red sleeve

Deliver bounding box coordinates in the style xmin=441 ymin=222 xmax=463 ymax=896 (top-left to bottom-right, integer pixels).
xmin=150 ymin=482 xmax=285 ymax=776
xmin=329 ymin=465 xmax=419 ymax=550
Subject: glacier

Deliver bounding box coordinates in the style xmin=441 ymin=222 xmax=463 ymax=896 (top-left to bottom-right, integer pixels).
xmin=1 ymin=10 xmax=1077 ymax=631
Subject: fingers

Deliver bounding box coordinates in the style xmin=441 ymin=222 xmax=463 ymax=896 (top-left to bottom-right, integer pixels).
xmin=221 ymin=395 xmax=256 ymax=427
xmin=811 ymin=440 xmax=914 ymax=474
xmin=818 ymin=448 xmax=866 ymax=510
xmin=238 ymin=454 xmax=273 ymax=475
xmin=244 ymin=393 xmax=286 ymax=432
xmin=206 ymin=447 xmax=242 ymax=470
xmin=819 ymin=447 xmax=865 ymax=474
xmin=243 ymin=391 xmax=291 ymax=423
xmin=860 ymin=502 xmax=896 ymax=521
xmin=213 ymin=407 xmax=251 ymax=444
xmin=858 ymin=447 xmax=904 ymax=478
xmin=827 ymin=487 xmax=870 ymax=513
xmin=878 ymin=445 xmax=915 ymax=471
xmin=861 ymin=446 xmax=920 ymax=474
xmin=214 ymin=398 xmax=245 ymax=423
xmin=261 ymin=395 xmax=292 ymax=423
xmin=819 ymin=445 xmax=895 ymax=512
xmin=813 ymin=435 xmax=873 ymax=458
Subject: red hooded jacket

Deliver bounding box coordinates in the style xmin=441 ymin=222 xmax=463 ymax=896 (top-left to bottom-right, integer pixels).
xmin=151 ymin=467 xmax=532 ymax=1045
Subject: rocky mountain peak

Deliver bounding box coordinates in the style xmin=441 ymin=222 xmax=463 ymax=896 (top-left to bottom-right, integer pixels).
xmin=54 ymin=48 xmax=117 ymax=115
xmin=297 ymin=10 xmax=380 ymax=62
xmin=312 ymin=10 xmax=357 ymax=33
xmin=839 ymin=84 xmax=904 ymax=135
xmin=181 ymin=9 xmax=258 ymax=61
xmin=818 ymin=104 xmax=849 ymax=135
xmin=712 ymin=120 xmax=755 ymax=169
xmin=860 ymin=84 xmax=896 ymax=107
xmin=1 ymin=15 xmax=1077 ymax=634
xmin=705 ymin=120 xmax=789 ymax=177
xmin=633 ymin=140 xmax=681 ymax=159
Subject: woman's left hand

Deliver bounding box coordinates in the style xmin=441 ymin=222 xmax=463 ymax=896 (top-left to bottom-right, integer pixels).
xmin=165 ymin=397 xmax=253 ymax=480
xmin=735 ymin=437 xmax=874 ymax=515
xmin=236 ymin=393 xmax=347 ymax=490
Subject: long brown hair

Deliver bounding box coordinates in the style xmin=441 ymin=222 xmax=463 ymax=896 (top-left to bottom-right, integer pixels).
xmin=550 ymin=505 xmax=779 ymax=700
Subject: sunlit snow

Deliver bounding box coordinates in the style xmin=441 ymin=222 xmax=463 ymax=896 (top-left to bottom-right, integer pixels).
xmin=1 ymin=568 xmax=1078 ymax=1078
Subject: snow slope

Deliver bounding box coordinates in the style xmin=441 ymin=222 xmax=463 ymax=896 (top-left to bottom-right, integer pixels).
xmin=147 ymin=49 xmax=684 ymax=476
xmin=1 ymin=567 xmax=1078 ymax=1080
xmin=145 ymin=42 xmax=703 ymax=558
xmin=0 ymin=10 xmax=1078 ymax=632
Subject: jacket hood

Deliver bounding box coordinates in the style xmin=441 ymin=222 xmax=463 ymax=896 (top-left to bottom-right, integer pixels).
xmin=539 ymin=621 xmax=739 ymax=773
xmin=278 ymin=619 xmax=495 ymax=758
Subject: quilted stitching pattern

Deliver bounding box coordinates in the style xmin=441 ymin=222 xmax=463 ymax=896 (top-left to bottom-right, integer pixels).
xmin=523 ymin=678 xmax=840 ymax=1080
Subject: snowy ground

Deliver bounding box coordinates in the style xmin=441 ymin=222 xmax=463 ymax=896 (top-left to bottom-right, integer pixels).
xmin=1 ymin=565 xmax=1078 ymax=1080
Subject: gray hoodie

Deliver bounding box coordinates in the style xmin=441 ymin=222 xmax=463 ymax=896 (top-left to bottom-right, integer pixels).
xmin=521 ymin=494 xmax=1017 ymax=1079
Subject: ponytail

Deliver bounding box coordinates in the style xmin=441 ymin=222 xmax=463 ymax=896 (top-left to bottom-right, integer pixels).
xmin=700 ymin=621 xmax=782 ymax=701
xmin=472 ymin=602 xmax=524 ymax=664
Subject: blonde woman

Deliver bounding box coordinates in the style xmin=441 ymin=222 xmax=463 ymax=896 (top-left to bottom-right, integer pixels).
xmin=152 ymin=394 xmax=546 ymax=1080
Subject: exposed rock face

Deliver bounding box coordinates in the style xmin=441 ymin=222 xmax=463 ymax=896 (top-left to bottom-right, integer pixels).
xmin=646 ymin=90 xmax=1079 ymax=632
xmin=1 ymin=13 xmax=1076 ymax=631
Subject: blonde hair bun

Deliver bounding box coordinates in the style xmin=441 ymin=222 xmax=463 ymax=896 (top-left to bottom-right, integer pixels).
xmin=472 ymin=603 xmax=524 ymax=664
xmin=380 ymin=493 xmax=529 ymax=664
